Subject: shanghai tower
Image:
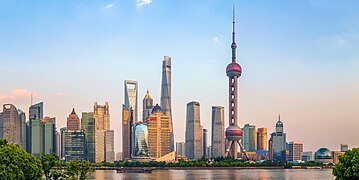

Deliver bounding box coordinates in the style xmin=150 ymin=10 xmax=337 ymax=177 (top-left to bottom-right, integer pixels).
xmin=224 ymin=7 xmax=249 ymax=160
xmin=160 ymin=56 xmax=174 ymax=152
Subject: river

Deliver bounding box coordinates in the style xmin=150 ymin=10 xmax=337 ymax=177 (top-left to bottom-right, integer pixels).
xmin=88 ymin=169 xmax=335 ymax=179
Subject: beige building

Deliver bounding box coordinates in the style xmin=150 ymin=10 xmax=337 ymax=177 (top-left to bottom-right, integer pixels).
xmin=105 ymin=130 xmax=115 ymax=163
xmin=289 ymin=141 xmax=303 ymax=161
xmin=185 ymin=101 xmax=203 ymax=160
xmin=257 ymin=128 xmax=267 ymax=150
xmin=122 ymin=105 xmax=131 ymax=160
xmin=147 ymin=104 xmax=171 ymax=159
xmin=332 ymin=151 xmax=345 ymax=164
xmin=95 ymin=130 xmax=105 ymax=163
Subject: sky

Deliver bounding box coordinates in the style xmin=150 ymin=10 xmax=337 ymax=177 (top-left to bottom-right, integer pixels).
xmin=0 ymin=0 xmax=358 ymax=153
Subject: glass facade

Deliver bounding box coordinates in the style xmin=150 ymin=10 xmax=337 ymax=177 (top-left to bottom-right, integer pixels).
xmin=134 ymin=123 xmax=149 ymax=157
xmin=31 ymin=120 xmax=42 ymax=157
xmin=64 ymin=130 xmax=85 ymax=161
xmin=43 ymin=123 xmax=55 ymax=154
xmin=82 ymin=112 xmax=95 ymax=163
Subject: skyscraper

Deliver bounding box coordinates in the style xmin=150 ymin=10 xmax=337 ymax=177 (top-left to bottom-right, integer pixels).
xmin=82 ymin=112 xmax=95 ymax=163
xmin=95 ymin=130 xmax=105 ymax=163
xmin=270 ymin=115 xmax=287 ymax=161
xmin=211 ymin=106 xmax=225 ymax=158
xmin=224 ymin=8 xmax=248 ymax=160
xmin=1 ymin=104 xmax=21 ymax=146
xmin=185 ymin=101 xmax=203 ymax=160
xmin=105 ymin=130 xmax=115 ymax=163
xmin=42 ymin=116 xmax=56 ymax=154
xmin=29 ymin=102 xmax=43 ymax=153
xmin=64 ymin=129 xmax=85 ymax=162
xmin=66 ymin=108 xmax=80 ymax=130
xmin=94 ymin=102 xmax=110 ymax=131
xmin=160 ymin=56 xmax=174 ymax=152
xmin=288 ymin=141 xmax=303 ymax=161
xmin=133 ymin=123 xmax=149 ymax=157
xmin=122 ymin=105 xmax=131 ymax=160
xmin=60 ymin=127 xmax=66 ymax=159
xmin=94 ymin=102 xmax=113 ymax=163
xmin=18 ymin=109 xmax=26 ymax=149
xmin=31 ymin=119 xmax=42 ymax=157
xmin=257 ymin=128 xmax=267 ymax=150
xmin=242 ymin=124 xmax=257 ymax=151
xmin=124 ymin=80 xmax=138 ymax=123
xmin=176 ymin=142 xmax=186 ymax=157
xmin=142 ymin=90 xmax=153 ymax=121
xmin=147 ymin=104 xmax=171 ymax=159
xmin=203 ymin=129 xmax=208 ymax=158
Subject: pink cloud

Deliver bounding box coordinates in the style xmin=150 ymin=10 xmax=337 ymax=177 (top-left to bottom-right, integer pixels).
xmin=0 ymin=89 xmax=36 ymax=103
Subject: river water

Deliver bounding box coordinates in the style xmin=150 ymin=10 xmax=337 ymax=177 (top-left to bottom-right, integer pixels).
xmin=88 ymin=169 xmax=335 ymax=179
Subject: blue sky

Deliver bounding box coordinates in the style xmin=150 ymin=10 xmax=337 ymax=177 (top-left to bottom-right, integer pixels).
xmin=0 ymin=0 xmax=359 ymax=153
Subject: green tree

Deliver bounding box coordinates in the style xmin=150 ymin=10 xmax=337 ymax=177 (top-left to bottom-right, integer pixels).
xmin=333 ymin=148 xmax=359 ymax=180
xmin=40 ymin=153 xmax=67 ymax=180
xmin=65 ymin=160 xmax=95 ymax=180
xmin=0 ymin=139 xmax=43 ymax=180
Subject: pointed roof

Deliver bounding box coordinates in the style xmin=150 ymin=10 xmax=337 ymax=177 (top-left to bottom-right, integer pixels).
xmin=71 ymin=108 xmax=76 ymax=115
xmin=231 ymin=5 xmax=237 ymax=63
xmin=144 ymin=89 xmax=152 ymax=99
xmin=151 ymin=104 xmax=163 ymax=114
xmin=276 ymin=114 xmax=283 ymax=127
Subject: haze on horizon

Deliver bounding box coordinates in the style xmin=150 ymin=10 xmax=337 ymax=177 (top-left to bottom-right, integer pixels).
xmin=0 ymin=0 xmax=358 ymax=153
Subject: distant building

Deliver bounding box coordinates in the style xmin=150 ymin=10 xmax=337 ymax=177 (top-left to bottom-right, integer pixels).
xmin=147 ymin=104 xmax=172 ymax=159
xmin=105 ymin=130 xmax=115 ymax=163
xmin=257 ymin=128 xmax=267 ymax=150
xmin=340 ymin=144 xmax=348 ymax=152
xmin=60 ymin=127 xmax=66 ymax=159
xmin=270 ymin=115 xmax=287 ymax=161
xmin=176 ymin=142 xmax=186 ymax=157
xmin=56 ymin=131 xmax=60 ymax=158
xmin=206 ymin=146 xmax=212 ymax=159
xmin=301 ymin=151 xmax=313 ymax=162
xmin=185 ymin=101 xmax=203 ymax=160
xmin=211 ymin=106 xmax=225 ymax=158
xmin=242 ymin=124 xmax=257 ymax=151
xmin=64 ymin=129 xmax=85 ymax=161
xmin=29 ymin=102 xmax=44 ymax=153
xmin=124 ymin=80 xmax=138 ymax=123
xmin=1 ymin=104 xmax=21 ymax=147
xmin=122 ymin=105 xmax=131 ymax=160
xmin=66 ymin=109 xmax=80 ymax=130
xmin=315 ymin=148 xmax=333 ymax=164
xmin=288 ymin=141 xmax=303 ymax=161
xmin=31 ymin=119 xmax=42 ymax=157
xmin=82 ymin=112 xmax=95 ymax=163
xmin=18 ymin=109 xmax=26 ymax=150
xmin=133 ymin=123 xmax=149 ymax=157
xmin=95 ymin=130 xmax=105 ymax=163
xmin=332 ymin=151 xmax=345 ymax=164
xmin=142 ymin=90 xmax=153 ymax=121
xmin=115 ymin=152 xmax=123 ymax=161
xmin=94 ymin=102 xmax=110 ymax=131
xmin=245 ymin=150 xmax=269 ymax=161
xmin=42 ymin=116 xmax=56 ymax=155
xmin=203 ymin=129 xmax=208 ymax=158
xmin=94 ymin=102 xmax=113 ymax=163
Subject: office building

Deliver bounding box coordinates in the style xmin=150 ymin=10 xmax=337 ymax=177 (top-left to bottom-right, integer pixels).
xmin=270 ymin=115 xmax=287 ymax=161
xmin=18 ymin=109 xmax=26 ymax=149
xmin=185 ymin=101 xmax=203 ymax=160
xmin=66 ymin=109 xmax=80 ymax=130
xmin=124 ymin=80 xmax=138 ymax=123
xmin=147 ymin=104 xmax=172 ymax=159
xmin=42 ymin=116 xmax=56 ymax=154
xmin=60 ymin=127 xmax=66 ymax=159
xmin=340 ymin=144 xmax=349 ymax=152
xmin=242 ymin=124 xmax=257 ymax=151
xmin=94 ymin=102 xmax=113 ymax=163
xmin=105 ymin=130 xmax=115 ymax=163
xmin=56 ymin=131 xmax=60 ymax=158
xmin=29 ymin=102 xmax=44 ymax=153
xmin=1 ymin=104 xmax=20 ymax=146
xmin=203 ymin=129 xmax=208 ymax=158
xmin=160 ymin=56 xmax=174 ymax=152
xmin=64 ymin=129 xmax=85 ymax=161
xmin=257 ymin=128 xmax=267 ymax=150
xmin=206 ymin=146 xmax=212 ymax=159
xmin=82 ymin=112 xmax=95 ymax=163
xmin=301 ymin=151 xmax=313 ymax=162
xmin=31 ymin=119 xmax=42 ymax=157
xmin=122 ymin=105 xmax=131 ymax=160
xmin=94 ymin=102 xmax=110 ymax=131
xmin=176 ymin=142 xmax=185 ymax=157
xmin=142 ymin=90 xmax=153 ymax=121
xmin=288 ymin=141 xmax=303 ymax=161
xmin=211 ymin=106 xmax=225 ymax=158
xmin=133 ymin=123 xmax=149 ymax=157
xmin=116 ymin=152 xmax=123 ymax=161
xmin=95 ymin=130 xmax=105 ymax=163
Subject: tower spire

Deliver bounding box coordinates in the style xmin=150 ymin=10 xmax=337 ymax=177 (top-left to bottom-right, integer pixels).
xmin=231 ymin=5 xmax=237 ymax=63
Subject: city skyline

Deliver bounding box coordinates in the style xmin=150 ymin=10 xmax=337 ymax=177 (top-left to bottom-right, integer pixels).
xmin=1 ymin=0 xmax=359 ymax=153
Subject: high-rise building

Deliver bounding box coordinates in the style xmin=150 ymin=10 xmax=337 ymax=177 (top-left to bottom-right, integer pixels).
xmin=185 ymin=101 xmax=203 ymax=160
xmin=94 ymin=102 xmax=110 ymax=131
xmin=242 ymin=124 xmax=257 ymax=151
xmin=31 ymin=119 xmax=42 ymax=157
xmin=142 ymin=90 xmax=153 ymax=121
xmin=42 ymin=116 xmax=56 ymax=154
xmin=160 ymin=56 xmax=174 ymax=152
xmin=0 ymin=112 xmax=2 ymax=139
xmin=82 ymin=112 xmax=95 ymax=163
xmin=66 ymin=109 xmax=80 ymax=130
xmin=18 ymin=109 xmax=26 ymax=150
xmin=257 ymin=128 xmax=267 ymax=150
xmin=1 ymin=104 xmax=21 ymax=147
xmin=206 ymin=146 xmax=212 ymax=159
xmin=224 ymin=8 xmax=248 ymax=160
xmin=211 ymin=106 xmax=225 ymax=158
xmin=56 ymin=131 xmax=60 ymax=158
xmin=133 ymin=123 xmax=149 ymax=157
xmin=203 ymin=129 xmax=208 ymax=158
xmin=64 ymin=129 xmax=85 ymax=161
xmin=95 ymin=130 xmax=105 ymax=163
xmin=26 ymin=121 xmax=30 ymax=152
xmin=29 ymin=102 xmax=43 ymax=153
xmin=288 ymin=141 xmax=303 ymax=161
xmin=268 ymin=136 xmax=273 ymax=160
xmin=301 ymin=151 xmax=313 ymax=162
xmin=147 ymin=104 xmax=172 ymax=159
xmin=122 ymin=105 xmax=131 ymax=160
xmin=124 ymin=80 xmax=138 ymax=123
xmin=176 ymin=142 xmax=185 ymax=157
xmin=270 ymin=115 xmax=287 ymax=161
xmin=60 ymin=127 xmax=66 ymax=159
xmin=105 ymin=130 xmax=115 ymax=163
xmin=340 ymin=144 xmax=349 ymax=152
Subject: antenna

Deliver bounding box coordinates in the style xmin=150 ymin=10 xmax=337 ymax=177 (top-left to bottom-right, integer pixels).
xmin=31 ymin=92 xmax=33 ymax=105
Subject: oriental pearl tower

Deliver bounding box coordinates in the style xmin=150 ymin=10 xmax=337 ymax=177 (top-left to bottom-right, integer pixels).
xmin=225 ymin=7 xmax=249 ymax=160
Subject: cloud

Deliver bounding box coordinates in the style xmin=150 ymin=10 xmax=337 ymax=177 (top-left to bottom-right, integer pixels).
xmin=55 ymin=92 xmax=66 ymax=97
xmin=136 ymin=0 xmax=152 ymax=7
xmin=0 ymin=89 xmax=36 ymax=104
xmin=213 ymin=34 xmax=224 ymax=44
xmin=102 ymin=3 xmax=115 ymax=10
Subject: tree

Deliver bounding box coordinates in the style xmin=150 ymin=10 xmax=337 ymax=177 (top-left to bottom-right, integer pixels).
xmin=65 ymin=160 xmax=95 ymax=180
xmin=40 ymin=153 xmax=66 ymax=180
xmin=333 ymin=148 xmax=359 ymax=180
xmin=0 ymin=139 xmax=43 ymax=180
